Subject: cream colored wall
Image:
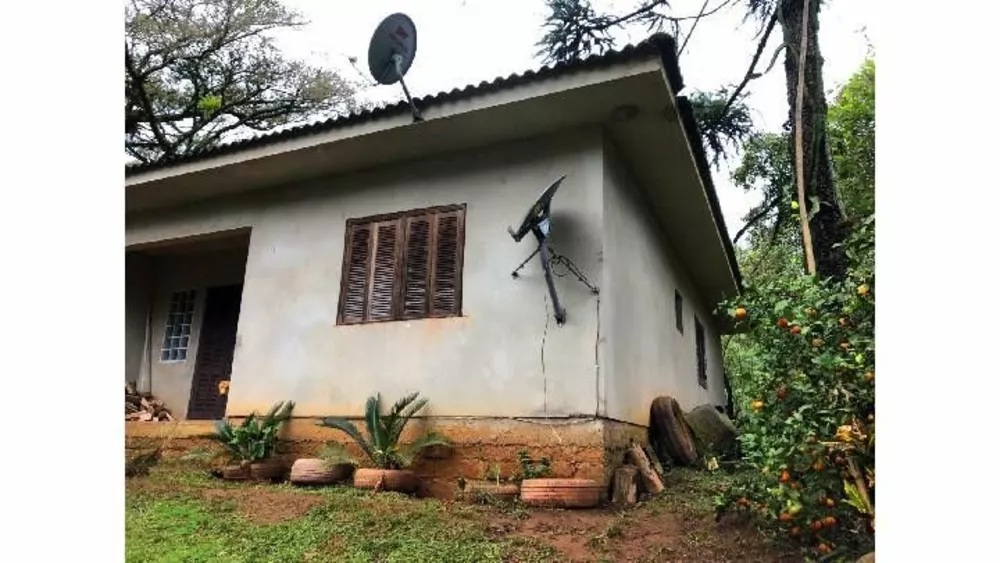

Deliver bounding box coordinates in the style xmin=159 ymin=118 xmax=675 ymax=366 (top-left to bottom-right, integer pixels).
xmin=145 ymin=249 xmax=248 ymax=419
xmin=601 ymin=138 xmax=726 ymax=425
xmin=128 ymin=129 xmax=606 ymax=418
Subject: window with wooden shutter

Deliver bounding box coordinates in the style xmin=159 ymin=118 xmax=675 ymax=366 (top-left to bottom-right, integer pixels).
xmin=337 ymin=204 xmax=466 ymax=325
xmin=695 ymin=317 xmax=707 ymax=389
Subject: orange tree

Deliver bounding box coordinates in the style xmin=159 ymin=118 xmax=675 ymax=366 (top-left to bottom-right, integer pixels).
xmin=716 ymin=217 xmax=874 ymax=559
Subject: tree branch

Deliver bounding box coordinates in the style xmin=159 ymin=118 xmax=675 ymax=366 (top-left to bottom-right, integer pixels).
xmin=125 ymin=43 xmax=173 ymax=156
xmin=721 ymin=9 xmax=779 ymax=116
xmin=733 ymin=197 xmax=780 ymax=244
xmin=678 ymin=0 xmax=713 ymax=57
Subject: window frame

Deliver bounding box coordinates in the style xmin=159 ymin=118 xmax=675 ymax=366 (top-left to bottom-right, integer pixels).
xmin=336 ymin=203 xmax=467 ymax=326
xmin=160 ymin=289 xmax=196 ymax=363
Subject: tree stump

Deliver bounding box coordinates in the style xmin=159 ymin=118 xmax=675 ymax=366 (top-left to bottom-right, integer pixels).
xmin=611 ymin=465 xmax=639 ymax=506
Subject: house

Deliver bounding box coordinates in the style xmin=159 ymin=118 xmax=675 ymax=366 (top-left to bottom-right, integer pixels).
xmin=125 ymin=34 xmax=741 ymax=493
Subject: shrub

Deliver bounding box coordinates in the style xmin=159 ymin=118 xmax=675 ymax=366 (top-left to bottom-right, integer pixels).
xmin=716 ymin=218 xmax=874 ymax=558
xmin=208 ymin=400 xmax=295 ymax=464
xmin=318 ymin=392 xmax=450 ymax=469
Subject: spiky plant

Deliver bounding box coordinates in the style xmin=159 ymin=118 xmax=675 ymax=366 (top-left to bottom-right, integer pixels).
xmin=318 ymin=392 xmax=450 ymax=469
xmin=208 ymin=400 xmax=295 ymax=463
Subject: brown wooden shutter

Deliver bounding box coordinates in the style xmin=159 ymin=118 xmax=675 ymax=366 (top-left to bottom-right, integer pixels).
xmin=340 ymin=223 xmax=373 ymax=324
xmin=367 ymin=220 xmax=401 ymax=321
xmin=430 ymin=209 xmax=464 ymax=316
xmin=401 ymin=215 xmax=432 ymax=319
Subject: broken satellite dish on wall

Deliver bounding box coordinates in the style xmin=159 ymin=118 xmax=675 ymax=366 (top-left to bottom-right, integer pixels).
xmin=508 ymin=175 xmax=598 ymax=325
xmin=367 ymin=13 xmax=422 ymax=122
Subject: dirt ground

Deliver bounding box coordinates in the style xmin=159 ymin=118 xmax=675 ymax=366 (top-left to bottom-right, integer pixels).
xmin=127 ymin=467 xmax=799 ymax=562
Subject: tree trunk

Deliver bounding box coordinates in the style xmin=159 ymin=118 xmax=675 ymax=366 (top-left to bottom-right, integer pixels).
xmin=778 ymin=0 xmax=849 ymax=280
xmin=612 ymin=465 xmax=639 ymax=505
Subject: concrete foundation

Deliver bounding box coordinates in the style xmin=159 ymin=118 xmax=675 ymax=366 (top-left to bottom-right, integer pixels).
xmin=126 ymin=416 xmax=649 ymax=499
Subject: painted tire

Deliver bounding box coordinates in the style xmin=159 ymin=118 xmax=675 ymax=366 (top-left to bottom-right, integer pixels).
xmin=520 ymin=478 xmax=602 ymax=508
xmin=249 ymin=460 xmax=285 ymax=481
xmin=222 ymin=464 xmax=249 ymax=480
xmin=460 ymin=481 xmax=521 ymax=503
xmin=289 ymin=458 xmax=354 ymax=485
xmin=353 ymin=468 xmax=419 ymax=493
xmin=649 ymin=396 xmax=699 ymax=466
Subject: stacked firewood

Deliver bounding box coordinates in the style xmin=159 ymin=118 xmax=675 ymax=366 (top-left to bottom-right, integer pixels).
xmin=125 ymin=382 xmax=174 ymax=421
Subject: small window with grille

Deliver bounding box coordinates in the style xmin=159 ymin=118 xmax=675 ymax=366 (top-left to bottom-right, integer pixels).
xmin=161 ymin=290 xmax=196 ymax=361
xmin=695 ymin=317 xmax=707 ymax=389
xmin=337 ymin=204 xmax=466 ymax=325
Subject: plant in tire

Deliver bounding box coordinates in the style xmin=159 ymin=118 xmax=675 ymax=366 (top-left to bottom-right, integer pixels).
xmin=715 ymin=219 xmax=874 ymax=557
xmin=318 ymin=392 xmax=450 ymax=469
xmin=208 ymin=400 xmax=295 ymax=464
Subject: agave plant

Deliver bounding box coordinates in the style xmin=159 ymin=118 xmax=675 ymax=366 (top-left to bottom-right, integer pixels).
xmin=318 ymin=393 xmax=449 ymax=469
xmin=208 ymin=400 xmax=295 ymax=463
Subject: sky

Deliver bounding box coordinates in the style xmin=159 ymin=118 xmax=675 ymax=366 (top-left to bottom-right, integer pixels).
xmin=272 ymin=0 xmax=874 ymax=240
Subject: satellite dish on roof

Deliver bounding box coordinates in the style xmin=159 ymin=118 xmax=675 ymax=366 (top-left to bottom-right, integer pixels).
xmin=367 ymin=13 xmax=422 ymax=122
xmin=507 ymin=175 xmax=599 ymax=325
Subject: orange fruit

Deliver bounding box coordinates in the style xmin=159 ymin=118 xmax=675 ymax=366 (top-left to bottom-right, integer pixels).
xmin=777 ymin=317 xmax=790 ymax=328
xmin=868 ymin=413 xmax=875 ymax=422
xmin=857 ymin=284 xmax=869 ymax=296
xmin=825 ymin=498 xmax=836 ymax=508
xmin=779 ymin=470 xmax=790 ymax=483
xmin=840 ymin=342 xmax=851 ymax=351
xmin=865 ymin=371 xmax=874 ymax=382
xmin=790 ymin=482 xmax=801 ymax=490
xmin=810 ymin=520 xmax=823 ymax=532
xmin=734 ymin=307 xmax=748 ymax=320
xmin=807 ymin=307 xmax=818 ymax=317
xmin=738 ymin=497 xmax=749 ymax=507
xmin=790 ymin=526 xmax=801 ymax=537
xmin=813 ymin=460 xmax=825 ymax=472
xmin=779 ymin=512 xmax=793 ymax=522
xmin=817 ymin=543 xmax=831 ymax=554
xmin=812 ymin=338 xmax=824 ymax=347
xmin=839 ymin=317 xmax=848 ymax=327
xmin=752 ymin=400 xmax=764 ymax=410
xmin=823 ymin=516 xmax=837 ymax=528
xmin=790 ymin=325 xmax=802 ymax=335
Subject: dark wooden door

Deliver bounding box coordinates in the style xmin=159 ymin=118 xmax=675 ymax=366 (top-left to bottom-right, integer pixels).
xmin=186 ymin=284 xmax=243 ymax=420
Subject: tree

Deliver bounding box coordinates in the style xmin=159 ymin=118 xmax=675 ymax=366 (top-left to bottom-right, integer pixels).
xmin=828 ymin=58 xmax=875 ymax=221
xmin=125 ymin=0 xmax=358 ymax=163
xmin=537 ymin=0 xmax=852 ymax=280
xmin=537 ymin=0 xmax=759 ymax=168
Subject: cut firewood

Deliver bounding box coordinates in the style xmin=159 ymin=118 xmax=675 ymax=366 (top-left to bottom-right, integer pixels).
xmin=642 ymin=443 xmax=666 ymax=478
xmin=626 ymin=443 xmax=665 ymax=494
xmin=125 ymin=382 xmax=137 ymax=396
xmin=125 ymin=385 xmax=173 ymax=422
xmin=612 ymin=465 xmax=639 ymax=506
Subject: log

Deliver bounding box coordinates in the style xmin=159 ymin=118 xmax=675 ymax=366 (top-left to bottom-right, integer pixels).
xmin=626 ymin=443 xmax=665 ymax=494
xmin=611 ymin=465 xmax=639 ymax=506
xmin=642 ymin=443 xmax=666 ymax=478
xmin=125 ymin=382 xmax=137 ymax=396
xmin=138 ymin=412 xmax=153 ymax=422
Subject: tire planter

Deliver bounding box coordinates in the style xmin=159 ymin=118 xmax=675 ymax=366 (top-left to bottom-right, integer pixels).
xmin=520 ymin=478 xmax=602 ymax=508
xmin=353 ymin=468 xmax=419 ymax=494
xmin=459 ymin=480 xmax=521 ymax=503
xmin=222 ymin=464 xmax=250 ymax=481
xmin=649 ymin=396 xmax=699 ymax=466
xmin=290 ymin=458 xmax=354 ymax=485
xmin=684 ymin=404 xmax=738 ymax=457
xmin=249 ymin=460 xmax=285 ymax=482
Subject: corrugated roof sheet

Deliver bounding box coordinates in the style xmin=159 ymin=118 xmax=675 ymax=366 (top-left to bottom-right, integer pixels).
xmin=124 ymin=33 xmax=740 ymax=289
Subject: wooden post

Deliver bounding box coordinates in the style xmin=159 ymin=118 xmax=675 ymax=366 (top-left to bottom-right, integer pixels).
xmin=626 ymin=443 xmax=665 ymax=494
xmin=612 ymin=465 xmax=639 ymax=506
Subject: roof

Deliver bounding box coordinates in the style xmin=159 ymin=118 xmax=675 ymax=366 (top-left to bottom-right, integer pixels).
xmin=125 ymin=33 xmax=741 ymax=290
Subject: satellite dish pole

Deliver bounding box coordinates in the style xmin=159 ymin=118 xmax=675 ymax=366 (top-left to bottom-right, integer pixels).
xmin=508 ymin=175 xmax=599 ymax=325
xmin=368 ymin=13 xmax=423 ymax=122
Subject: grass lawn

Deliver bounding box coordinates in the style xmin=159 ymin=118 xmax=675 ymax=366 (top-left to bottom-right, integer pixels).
xmin=126 ymin=463 xmax=797 ymax=562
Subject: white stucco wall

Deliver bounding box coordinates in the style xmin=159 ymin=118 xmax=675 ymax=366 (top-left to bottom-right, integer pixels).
xmin=600 ymin=139 xmax=726 ymax=425
xmin=128 ymin=129 xmax=606 ymax=419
